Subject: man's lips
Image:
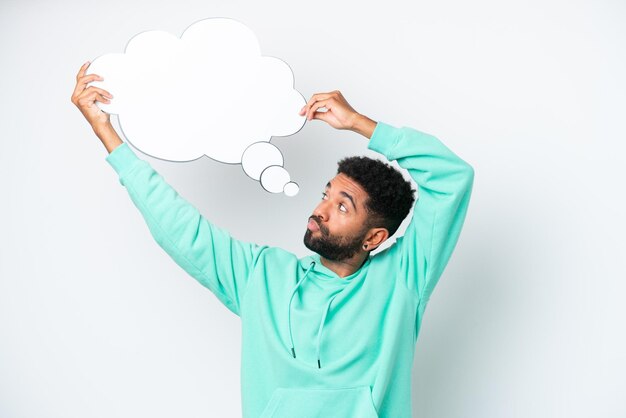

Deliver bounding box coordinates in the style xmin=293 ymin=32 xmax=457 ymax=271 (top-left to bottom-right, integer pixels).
xmin=307 ymin=218 xmax=320 ymax=232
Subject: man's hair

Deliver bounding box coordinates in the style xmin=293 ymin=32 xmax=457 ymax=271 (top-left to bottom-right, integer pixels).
xmin=337 ymin=156 xmax=415 ymax=237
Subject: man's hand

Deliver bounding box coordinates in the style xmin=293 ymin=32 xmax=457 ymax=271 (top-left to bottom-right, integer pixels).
xmin=299 ymin=90 xmax=377 ymax=139
xmin=71 ymin=61 xmax=113 ymax=132
xmin=71 ymin=61 xmax=123 ymax=153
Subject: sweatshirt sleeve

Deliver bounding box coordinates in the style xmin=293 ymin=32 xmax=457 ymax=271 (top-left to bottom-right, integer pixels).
xmin=367 ymin=122 xmax=474 ymax=306
xmin=105 ymin=142 xmax=266 ymax=317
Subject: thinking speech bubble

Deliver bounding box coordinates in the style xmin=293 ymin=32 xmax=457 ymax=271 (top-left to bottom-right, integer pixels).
xmin=87 ymin=18 xmax=306 ymax=196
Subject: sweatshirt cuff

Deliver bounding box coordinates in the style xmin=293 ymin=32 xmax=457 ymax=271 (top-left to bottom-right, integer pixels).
xmin=367 ymin=121 xmax=401 ymax=159
xmin=105 ymin=142 xmax=141 ymax=178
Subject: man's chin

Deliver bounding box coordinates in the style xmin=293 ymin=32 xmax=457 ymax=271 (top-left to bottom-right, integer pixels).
xmin=303 ymin=230 xmax=313 ymax=249
xmin=303 ymin=231 xmax=323 ymax=253
xmin=304 ymin=231 xmax=315 ymax=241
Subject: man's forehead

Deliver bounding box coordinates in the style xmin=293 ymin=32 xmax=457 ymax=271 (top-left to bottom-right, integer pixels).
xmin=326 ymin=173 xmax=367 ymax=198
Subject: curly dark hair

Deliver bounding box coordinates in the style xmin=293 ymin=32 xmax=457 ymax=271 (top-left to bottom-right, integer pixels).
xmin=337 ymin=156 xmax=415 ymax=237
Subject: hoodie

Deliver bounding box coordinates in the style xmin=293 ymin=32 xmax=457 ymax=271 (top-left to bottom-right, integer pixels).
xmin=105 ymin=121 xmax=474 ymax=417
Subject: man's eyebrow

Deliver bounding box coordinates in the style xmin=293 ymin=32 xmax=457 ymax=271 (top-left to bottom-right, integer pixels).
xmin=325 ymin=181 xmax=357 ymax=212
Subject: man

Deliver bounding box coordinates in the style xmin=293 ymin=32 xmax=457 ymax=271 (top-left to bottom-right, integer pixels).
xmin=72 ymin=61 xmax=474 ymax=418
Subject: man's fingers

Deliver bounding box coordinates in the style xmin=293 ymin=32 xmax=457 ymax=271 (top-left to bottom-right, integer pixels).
xmin=78 ymin=92 xmax=110 ymax=108
xmin=311 ymin=108 xmax=331 ymax=123
xmin=75 ymin=74 xmax=104 ymax=92
xmin=72 ymin=85 xmax=110 ymax=106
xmin=84 ymin=85 xmax=113 ymax=99
xmin=92 ymin=91 xmax=112 ymax=105
xmin=80 ymin=73 xmax=104 ymax=85
xmin=300 ymin=92 xmax=336 ymax=117
xmin=76 ymin=61 xmax=91 ymax=81
xmin=72 ymin=73 xmax=105 ymax=103
xmin=76 ymin=88 xmax=112 ymax=107
xmin=306 ymin=92 xmax=333 ymax=107
xmin=306 ymin=99 xmax=333 ymax=121
xmin=89 ymin=90 xmax=112 ymax=104
xmin=302 ymin=97 xmax=330 ymax=120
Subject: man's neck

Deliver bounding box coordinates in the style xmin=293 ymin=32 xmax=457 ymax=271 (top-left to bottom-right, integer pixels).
xmin=319 ymin=252 xmax=369 ymax=278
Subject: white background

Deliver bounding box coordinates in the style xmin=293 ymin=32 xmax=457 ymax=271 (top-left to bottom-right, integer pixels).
xmin=1 ymin=0 xmax=624 ymax=417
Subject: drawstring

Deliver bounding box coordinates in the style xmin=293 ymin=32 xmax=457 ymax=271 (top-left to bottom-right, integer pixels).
xmin=287 ymin=261 xmax=345 ymax=369
xmin=315 ymin=292 xmax=340 ymax=369
xmin=288 ymin=261 xmax=315 ymax=360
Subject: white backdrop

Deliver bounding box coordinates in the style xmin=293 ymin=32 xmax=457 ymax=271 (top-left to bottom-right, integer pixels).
xmin=1 ymin=0 xmax=624 ymax=417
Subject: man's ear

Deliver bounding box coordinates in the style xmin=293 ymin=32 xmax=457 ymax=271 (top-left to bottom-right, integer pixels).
xmin=364 ymin=227 xmax=389 ymax=251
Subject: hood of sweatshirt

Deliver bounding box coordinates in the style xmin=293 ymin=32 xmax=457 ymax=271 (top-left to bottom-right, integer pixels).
xmin=289 ymin=254 xmax=372 ymax=369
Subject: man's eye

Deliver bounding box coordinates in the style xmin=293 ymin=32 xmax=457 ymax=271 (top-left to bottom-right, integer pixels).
xmin=339 ymin=204 xmax=347 ymax=213
xmin=321 ymin=192 xmax=328 ymax=200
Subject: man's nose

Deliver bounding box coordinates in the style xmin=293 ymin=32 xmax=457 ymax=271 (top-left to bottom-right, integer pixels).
xmin=313 ymin=201 xmax=330 ymax=221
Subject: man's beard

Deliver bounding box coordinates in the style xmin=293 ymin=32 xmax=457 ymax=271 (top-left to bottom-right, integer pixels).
xmin=303 ymin=215 xmax=368 ymax=262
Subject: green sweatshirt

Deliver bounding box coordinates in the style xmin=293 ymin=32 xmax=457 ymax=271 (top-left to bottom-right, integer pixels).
xmin=105 ymin=121 xmax=474 ymax=417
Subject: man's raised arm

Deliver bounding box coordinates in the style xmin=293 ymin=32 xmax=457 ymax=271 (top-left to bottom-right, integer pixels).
xmin=71 ymin=62 xmax=265 ymax=316
xmin=366 ymin=122 xmax=474 ymax=305
xmin=299 ymin=90 xmax=474 ymax=318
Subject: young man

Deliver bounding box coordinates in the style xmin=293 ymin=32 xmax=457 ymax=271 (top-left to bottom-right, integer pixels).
xmin=72 ymin=61 xmax=474 ymax=418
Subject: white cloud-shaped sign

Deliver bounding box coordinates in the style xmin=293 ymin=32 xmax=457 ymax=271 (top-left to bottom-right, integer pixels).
xmin=87 ymin=18 xmax=306 ymax=196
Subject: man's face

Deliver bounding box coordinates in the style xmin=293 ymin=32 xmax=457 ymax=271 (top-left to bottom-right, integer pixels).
xmin=303 ymin=173 xmax=372 ymax=261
